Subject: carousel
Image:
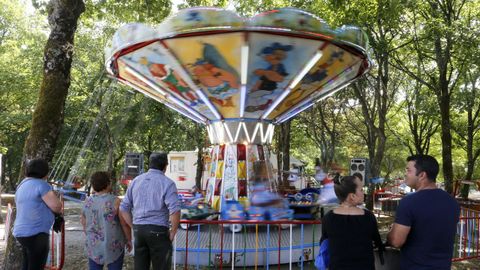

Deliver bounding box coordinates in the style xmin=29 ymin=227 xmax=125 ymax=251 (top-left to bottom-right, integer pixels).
xmin=105 ymin=7 xmax=371 ymax=266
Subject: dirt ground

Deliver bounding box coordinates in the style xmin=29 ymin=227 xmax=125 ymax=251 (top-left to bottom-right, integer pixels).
xmin=0 ymin=201 xmax=479 ymax=269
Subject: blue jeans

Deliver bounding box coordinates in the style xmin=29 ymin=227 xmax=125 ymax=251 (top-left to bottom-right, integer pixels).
xmin=88 ymin=251 xmax=124 ymax=270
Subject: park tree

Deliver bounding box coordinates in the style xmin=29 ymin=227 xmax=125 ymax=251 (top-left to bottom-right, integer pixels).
xmin=403 ymin=82 xmax=439 ymax=156
xmin=388 ymin=73 xmax=440 ymax=157
xmin=296 ymin=98 xmax=347 ymax=169
xmin=18 ymin=0 xmax=85 ymax=172
xmin=391 ymin=0 xmax=477 ymax=193
xmin=4 ymin=0 xmax=85 ymax=267
xmin=322 ymin=0 xmax=405 ymax=181
xmin=452 ymin=67 xmax=480 ymax=198
xmin=0 ymin=0 xmax=47 ymax=190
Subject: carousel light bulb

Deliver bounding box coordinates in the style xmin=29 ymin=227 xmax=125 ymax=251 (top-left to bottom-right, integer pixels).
xmin=223 ymin=122 xmax=234 ymax=143
xmin=241 ymin=122 xmax=251 ymax=143
xmin=240 ymin=84 xmax=247 ymax=118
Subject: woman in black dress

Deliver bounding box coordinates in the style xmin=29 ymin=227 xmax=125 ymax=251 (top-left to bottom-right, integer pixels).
xmin=320 ymin=175 xmax=384 ymax=270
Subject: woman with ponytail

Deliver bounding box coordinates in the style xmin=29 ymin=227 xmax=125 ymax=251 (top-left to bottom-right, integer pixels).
xmin=319 ymin=175 xmax=384 ymax=269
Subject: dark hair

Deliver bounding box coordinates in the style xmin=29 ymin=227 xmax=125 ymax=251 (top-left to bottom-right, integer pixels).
xmin=90 ymin=171 xmax=111 ymax=192
xmin=25 ymin=159 xmax=49 ymax=178
xmin=333 ymin=175 xmax=359 ymax=203
xmin=149 ymin=152 xmax=168 ymax=170
xmin=352 ymin=172 xmax=363 ymax=182
xmin=406 ymin=155 xmax=439 ymax=182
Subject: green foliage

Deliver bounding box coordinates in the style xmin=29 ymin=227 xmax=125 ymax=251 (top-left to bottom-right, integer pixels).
xmin=84 ymin=0 xmax=172 ymax=24
xmin=1 ymin=0 xmax=479 ymax=191
xmin=0 ymin=0 xmax=48 ymax=188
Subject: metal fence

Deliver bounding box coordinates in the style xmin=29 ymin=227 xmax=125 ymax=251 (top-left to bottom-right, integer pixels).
xmin=452 ymin=207 xmax=480 ymax=261
xmin=3 ymin=203 xmax=13 ymax=242
xmin=5 ymin=198 xmax=479 ymax=269
xmin=174 ymin=220 xmax=321 ymax=270
xmin=373 ymin=192 xmax=403 ymax=217
xmin=45 ymin=195 xmax=65 ymax=270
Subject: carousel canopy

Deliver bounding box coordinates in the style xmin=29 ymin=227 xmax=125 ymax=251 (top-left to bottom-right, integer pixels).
xmin=105 ymin=7 xmax=371 ymax=144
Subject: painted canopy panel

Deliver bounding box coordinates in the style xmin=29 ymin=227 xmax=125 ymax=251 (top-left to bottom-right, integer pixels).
xmin=164 ymin=33 xmax=243 ymax=119
xmin=116 ymin=59 xmax=203 ymax=122
xmin=244 ymin=33 xmax=324 ymax=118
xmin=119 ymin=42 xmax=216 ymax=120
xmin=268 ymin=44 xmax=362 ymax=119
xmin=106 ymin=7 xmax=371 ymax=125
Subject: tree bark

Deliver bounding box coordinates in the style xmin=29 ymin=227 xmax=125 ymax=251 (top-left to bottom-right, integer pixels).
xmin=277 ymin=121 xmax=291 ymax=187
xmin=4 ymin=1 xmax=85 ymax=268
xmin=195 ymin=146 xmax=204 ymax=189
xmin=19 ymin=0 xmax=85 ymax=175
xmin=439 ymin=95 xmax=454 ymax=193
xmin=3 ymin=208 xmax=22 ymax=270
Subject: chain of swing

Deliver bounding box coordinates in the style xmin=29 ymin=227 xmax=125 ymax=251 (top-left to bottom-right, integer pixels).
xmin=48 ymin=79 xmax=139 ymax=192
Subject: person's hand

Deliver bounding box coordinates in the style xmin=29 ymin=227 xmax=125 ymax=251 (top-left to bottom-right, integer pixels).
xmin=125 ymin=240 xmax=133 ymax=252
xmin=52 ymin=213 xmax=64 ymax=233
xmin=169 ymin=230 xmax=176 ymax=241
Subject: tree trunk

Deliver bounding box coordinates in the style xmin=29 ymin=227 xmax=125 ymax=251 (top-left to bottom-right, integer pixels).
xmin=4 ymin=1 xmax=85 ymax=268
xmin=19 ymin=0 xmax=85 ymax=172
xmin=277 ymin=121 xmax=291 ymax=187
xmin=195 ymin=147 xmax=204 ymax=189
xmin=4 ymin=208 xmax=22 ymax=270
xmin=439 ymin=89 xmax=454 ymax=194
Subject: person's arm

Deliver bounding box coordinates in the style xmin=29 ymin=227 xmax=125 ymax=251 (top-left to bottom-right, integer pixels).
xmin=80 ymin=213 xmax=86 ymax=234
xmin=165 ymin=183 xmax=181 ymax=241
xmin=119 ymin=182 xmax=134 ymax=228
xmin=42 ymin=190 xmax=62 ymax=213
xmin=387 ymin=198 xmax=412 ymax=248
xmin=370 ymin=211 xmax=384 ymax=249
xmin=320 ymin=214 xmax=328 ymax=243
xmin=115 ymin=198 xmax=132 ymax=251
xmin=119 ymin=207 xmax=133 ymax=228
xmin=169 ymin=211 xmax=180 ymax=241
xmin=387 ymin=223 xmax=411 ymax=248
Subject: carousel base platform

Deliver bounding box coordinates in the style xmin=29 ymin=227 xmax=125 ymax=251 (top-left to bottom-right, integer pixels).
xmin=173 ymin=223 xmax=320 ymax=267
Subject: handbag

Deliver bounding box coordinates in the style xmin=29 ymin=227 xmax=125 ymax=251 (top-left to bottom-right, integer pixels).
xmin=52 ymin=213 xmax=64 ymax=233
xmin=315 ymin=239 xmax=330 ymax=270
xmin=374 ymin=246 xmax=401 ymax=270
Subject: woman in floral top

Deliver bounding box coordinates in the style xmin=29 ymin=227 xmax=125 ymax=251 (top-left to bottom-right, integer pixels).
xmin=81 ymin=171 xmax=132 ymax=269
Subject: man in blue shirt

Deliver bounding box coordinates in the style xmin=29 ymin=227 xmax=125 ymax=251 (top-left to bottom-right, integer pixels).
xmin=120 ymin=152 xmax=181 ymax=270
xmin=387 ymin=155 xmax=460 ymax=270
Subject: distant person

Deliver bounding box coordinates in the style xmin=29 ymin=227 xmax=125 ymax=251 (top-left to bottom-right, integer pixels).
xmin=320 ymin=175 xmax=384 ymax=270
xmin=13 ymin=158 xmax=62 ymax=270
xmin=387 ymin=155 xmax=460 ymax=269
xmin=191 ymin=185 xmax=203 ymax=198
xmin=314 ymin=158 xmax=327 ymax=182
xmin=120 ymin=152 xmax=181 ymax=270
xmin=318 ymin=172 xmax=338 ymax=205
xmin=81 ymin=171 xmax=131 ymax=270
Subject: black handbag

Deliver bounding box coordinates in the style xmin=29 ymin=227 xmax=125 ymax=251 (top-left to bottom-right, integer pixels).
xmin=375 ymin=246 xmax=401 ymax=270
xmin=52 ymin=213 xmax=64 ymax=233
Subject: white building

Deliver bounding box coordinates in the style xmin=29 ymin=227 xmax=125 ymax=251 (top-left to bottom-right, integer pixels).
xmin=166 ymin=150 xmax=306 ymax=191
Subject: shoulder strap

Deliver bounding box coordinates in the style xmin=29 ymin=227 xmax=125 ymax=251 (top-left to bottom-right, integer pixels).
xmin=16 ymin=178 xmax=32 ymax=192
